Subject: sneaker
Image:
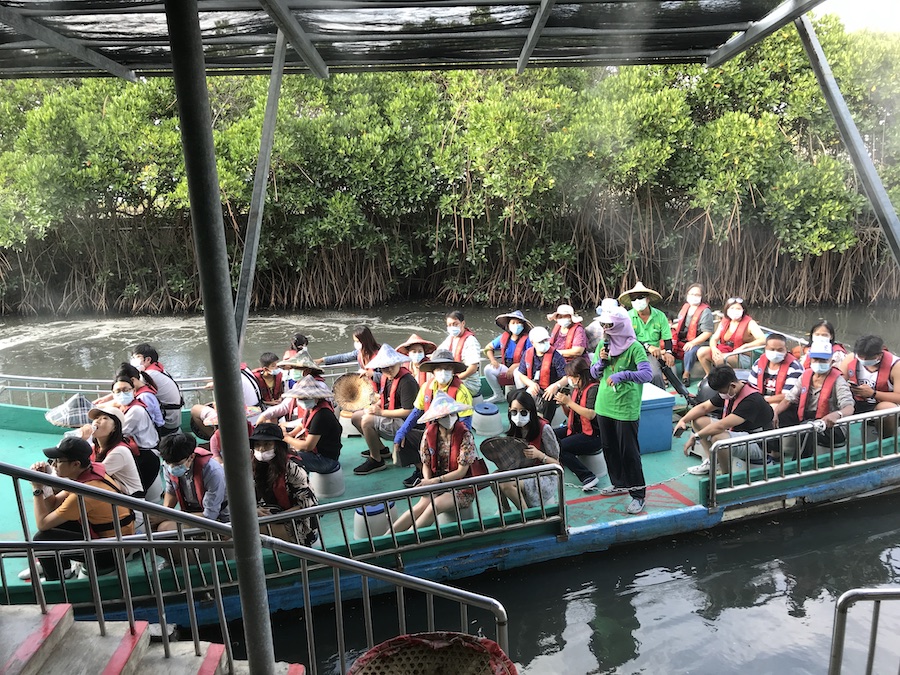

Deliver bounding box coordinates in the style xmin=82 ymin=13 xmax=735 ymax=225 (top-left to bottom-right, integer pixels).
xmin=360 ymin=447 xmax=391 ymax=459
xmin=402 ymin=468 xmax=423 ymax=488
xmin=354 ymin=457 xmax=387 ymax=475
xmin=626 ymin=498 xmax=645 ymax=515
xmin=687 ymin=459 xmax=710 ymax=476
xmin=599 ymin=485 xmax=629 ymax=496
xmin=581 ymin=475 xmax=600 ymax=492
xmin=484 ymin=393 xmax=503 ymax=404
xmin=17 ymin=561 xmax=43 ymax=581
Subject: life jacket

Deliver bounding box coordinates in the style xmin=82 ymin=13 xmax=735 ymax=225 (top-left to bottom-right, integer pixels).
xmin=252 ymin=367 xmax=284 ymax=404
xmin=282 ymin=348 xmax=298 ymax=361
xmin=754 ymin=352 xmax=797 ymax=396
xmin=524 ymin=347 xmax=554 ymax=389
xmin=300 ymin=400 xmax=335 ymax=452
xmin=549 ymin=324 xmax=578 ymax=352
xmin=268 ymin=473 xmax=293 ymax=511
xmin=449 ymin=329 xmax=476 ymax=362
xmin=415 ymin=362 xmax=430 ymax=388
xmin=673 ymin=303 xmax=709 ymax=351
xmin=422 ymin=377 xmax=462 ymax=411
xmin=498 ymin=332 xmax=528 ymax=367
xmin=75 ymin=462 xmax=134 ymax=538
xmin=170 ymin=448 xmax=215 ymax=513
xmin=566 ymin=383 xmax=598 ymax=437
xmin=723 ymin=382 xmax=756 ymax=418
xmin=846 ymin=349 xmax=896 ymax=400
xmin=800 ymin=343 xmax=847 ymax=369
xmin=717 ymin=314 xmax=752 ymax=353
xmin=380 ymin=367 xmax=412 ymax=410
xmin=93 ymin=437 xmax=160 ymax=494
xmin=145 ymin=361 xmax=185 ymax=410
xmin=797 ymin=367 xmax=841 ymax=421
xmin=520 ymin=418 xmax=548 ymax=466
xmin=134 ymin=383 xmax=157 ymax=397
xmin=424 ymin=420 xmax=470 ymax=477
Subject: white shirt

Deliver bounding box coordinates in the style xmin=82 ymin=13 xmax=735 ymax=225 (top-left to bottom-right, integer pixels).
xmin=438 ymin=333 xmax=483 ymax=395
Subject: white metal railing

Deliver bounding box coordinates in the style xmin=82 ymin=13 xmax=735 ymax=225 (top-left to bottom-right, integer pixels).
xmin=0 ymin=461 xmax=510 ymax=674
xmin=705 ymin=406 xmax=900 ymax=508
xmin=829 ymin=587 xmax=900 ymax=674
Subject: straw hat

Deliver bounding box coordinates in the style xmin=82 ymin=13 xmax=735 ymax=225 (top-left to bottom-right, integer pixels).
xmin=546 ymin=304 xmax=583 ymax=324
xmin=333 ymin=373 xmax=377 ymax=412
xmin=495 ymin=310 xmax=534 ymax=333
xmin=44 ymin=393 xmax=93 ymax=428
xmin=418 ymin=349 xmax=466 ymax=374
xmin=277 ymin=352 xmax=324 ymax=375
xmin=396 ymin=333 xmax=437 ymax=356
xmin=418 ymin=392 xmax=473 ymax=424
xmin=364 ymin=343 xmax=410 ymax=370
xmin=87 ymin=405 xmax=126 ymax=429
xmin=285 ymin=375 xmax=332 ymax=400
xmin=480 ymin=436 xmax=530 ymax=471
xmin=618 ymin=281 xmax=662 ymax=308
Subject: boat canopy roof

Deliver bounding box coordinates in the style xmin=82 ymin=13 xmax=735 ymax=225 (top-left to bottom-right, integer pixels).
xmin=0 ymin=0 xmax=826 ymax=81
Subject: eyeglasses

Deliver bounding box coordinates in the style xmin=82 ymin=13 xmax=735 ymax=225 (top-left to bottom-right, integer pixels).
xmin=509 ymin=409 xmax=529 ymax=417
xmin=726 ymin=297 xmax=744 ymax=305
xmin=48 ymin=458 xmax=72 ymax=466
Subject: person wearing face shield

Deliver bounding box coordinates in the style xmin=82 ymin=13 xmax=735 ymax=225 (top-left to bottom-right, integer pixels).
xmin=547 ymin=304 xmax=587 ymax=363
xmin=393 ymin=350 xmax=474 ymax=488
xmin=671 ymin=284 xmax=715 ymax=386
xmin=156 ymin=432 xmax=229 ymax=531
xmin=519 ymin=326 xmax=567 ymax=423
xmin=483 ymin=311 xmax=534 ymax=403
xmin=619 ymin=282 xmax=674 ymax=391
xmin=396 ymin=334 xmax=438 ymax=388
xmin=391 ymin=393 xmax=477 ymax=532
xmin=773 ymin=340 xmax=854 ymax=459
xmin=747 ymin=333 xmax=804 ymax=405
xmin=840 ymin=334 xmax=900 ymax=437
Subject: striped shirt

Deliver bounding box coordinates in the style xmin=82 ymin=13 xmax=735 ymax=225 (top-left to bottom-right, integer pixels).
xmin=747 ymin=358 xmax=804 ymax=397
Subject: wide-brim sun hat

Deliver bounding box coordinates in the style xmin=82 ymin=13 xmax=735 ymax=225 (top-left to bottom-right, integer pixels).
xmin=597 ymin=298 xmax=629 ymax=324
xmin=277 ymin=352 xmax=324 ymax=375
xmin=418 ymin=391 xmax=473 ymax=424
xmin=480 ymin=436 xmax=530 ymax=471
xmin=333 ymin=373 xmax=377 ymax=412
xmin=595 ymin=298 xmax=620 ymax=317
xmin=364 ymin=343 xmax=410 ymax=370
xmin=396 ymin=333 xmax=437 ymax=356
xmin=418 ymin=349 xmax=466 ymax=374
xmin=546 ymin=304 xmax=583 ymax=324
xmin=618 ymin=281 xmax=662 ymax=309
xmin=285 ymin=375 xmax=333 ymax=400
xmin=88 ymin=405 xmax=126 ymax=429
xmin=495 ymin=310 xmax=534 ymax=333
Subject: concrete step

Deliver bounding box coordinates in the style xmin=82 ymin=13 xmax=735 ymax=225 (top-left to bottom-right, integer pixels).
xmin=0 ymin=603 xmax=73 ymax=675
xmin=37 ymin=617 xmax=150 ymax=675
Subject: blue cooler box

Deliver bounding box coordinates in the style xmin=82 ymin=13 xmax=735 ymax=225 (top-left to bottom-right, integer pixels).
xmin=638 ymin=383 xmax=675 ymax=454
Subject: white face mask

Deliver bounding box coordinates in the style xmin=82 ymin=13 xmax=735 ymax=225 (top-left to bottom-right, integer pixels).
xmin=130 ymin=356 xmax=145 ymax=371
xmin=113 ymin=391 xmax=134 ymax=406
xmin=434 ymin=369 xmax=453 ymax=385
xmin=510 ymin=323 xmax=524 ymax=336
xmin=298 ymin=399 xmax=316 ymax=410
xmin=765 ymin=350 xmax=786 ymax=364
xmin=632 ymin=298 xmax=648 ymax=312
xmin=686 ymin=294 xmax=702 ymax=306
xmin=447 ymin=325 xmax=462 ymax=337
xmin=567 ymin=377 xmax=578 ymax=389
xmin=438 ymin=413 xmax=457 ymax=430
xmin=727 ymin=308 xmax=744 ymax=321
xmin=811 ymin=363 xmax=831 ymax=374
xmin=409 ymin=350 xmax=425 ymax=364
xmin=254 ymin=449 xmax=276 ymax=463
xmin=534 ymin=341 xmax=550 ymax=355
xmin=557 ymin=318 xmax=572 ymax=328
xmin=510 ymin=409 xmax=530 ymax=427
xmin=353 ymin=340 xmax=362 ymax=351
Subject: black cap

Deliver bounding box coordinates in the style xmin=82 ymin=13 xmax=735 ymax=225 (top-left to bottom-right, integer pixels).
xmin=249 ymin=423 xmax=284 ymax=443
xmin=43 ymin=436 xmax=92 ymax=463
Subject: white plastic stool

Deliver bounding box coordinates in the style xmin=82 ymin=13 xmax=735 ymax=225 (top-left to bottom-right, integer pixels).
xmin=338 ymin=409 xmax=361 ymax=438
xmin=353 ymin=501 xmax=397 ymax=539
xmin=436 ymin=503 xmax=476 ymax=525
xmin=550 ymin=405 xmax=567 ymax=428
xmin=310 ymin=466 xmax=345 ymax=499
xmin=472 ymin=402 xmax=504 ymax=436
xmin=580 ymin=452 xmax=608 ymax=479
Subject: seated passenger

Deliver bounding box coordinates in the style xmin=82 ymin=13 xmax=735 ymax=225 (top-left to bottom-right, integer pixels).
xmin=130 ymin=343 xmax=184 ymax=436
xmin=396 ymin=334 xmax=438 ymax=389
xmin=250 ymin=352 xmax=285 ymax=408
xmin=697 ymin=298 xmax=766 ymax=375
xmin=276 ymin=376 xmax=342 ymax=475
xmin=747 ymin=333 xmax=804 ymax=405
xmin=353 ymin=345 xmax=418 ymax=475
xmin=391 ymin=393 xmax=477 ymax=532
xmin=249 ymin=423 xmax=318 ymax=545
xmin=483 ymin=310 xmax=533 ymax=404
xmin=620 ymin=282 xmax=674 ymax=390
xmin=190 ymin=362 xmax=265 ymax=439
xmin=282 ymin=332 xmax=309 ymax=362
xmin=499 ymin=390 xmax=560 ymax=510
xmin=671 ymin=284 xmax=715 ymax=386
xmin=840 ymin=334 xmax=900 ymax=436
xmin=394 ymin=350 xmax=474 ymax=488
xmin=110 ymin=375 xmax=160 ymax=468
xmin=551 ymin=357 xmax=603 ymax=491
xmin=437 ymin=310 xmax=483 ymax=401
xmin=277 ymin=352 xmax=326 ymax=387
xmin=519 ymin=326 xmax=567 ymax=422
xmin=773 ymin=340 xmax=854 ymax=458
xmin=546 ymin=304 xmax=587 ymax=363
xmin=798 ymin=319 xmax=846 ymax=369
xmin=314 ymin=325 xmax=381 ymax=382
xmin=156 ymin=432 xmax=229 ymax=530
xmin=676 ymin=365 xmax=774 ymax=475
xmin=200 ymin=408 xmax=254 ymax=465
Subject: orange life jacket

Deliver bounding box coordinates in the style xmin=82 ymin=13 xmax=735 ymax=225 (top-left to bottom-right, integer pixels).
xmin=424 ymin=421 xmax=470 ymax=476
xmin=498 ymin=332 xmax=528 ymax=366
xmin=380 ymin=367 xmax=412 ymax=410
xmin=754 ymin=352 xmax=797 ymax=396
xmin=566 ymin=383 xmax=598 ymax=437
xmin=423 ymin=378 xmax=462 ymax=411
xmin=796 ymin=368 xmax=841 ymax=421
xmin=450 ymin=329 xmax=476 ymax=362
xmin=845 ymin=349 xmax=894 ymax=400
xmin=523 ymin=347 xmax=554 ymax=389
xmin=717 ymin=314 xmax=752 ymax=353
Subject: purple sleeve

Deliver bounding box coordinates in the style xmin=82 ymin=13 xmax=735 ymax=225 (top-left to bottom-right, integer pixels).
xmin=590 ymin=360 xmax=605 ymax=380
xmin=609 ymin=360 xmax=653 ymax=385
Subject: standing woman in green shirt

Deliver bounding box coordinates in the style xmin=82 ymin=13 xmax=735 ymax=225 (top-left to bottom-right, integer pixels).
xmin=589 ymin=304 xmax=653 ymax=515
xmin=619 ymin=281 xmax=674 ymax=390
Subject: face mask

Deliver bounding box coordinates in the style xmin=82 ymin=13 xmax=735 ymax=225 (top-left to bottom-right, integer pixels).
xmin=447 ymin=325 xmax=462 ymax=338
xmin=438 ymin=413 xmax=457 ymax=430
xmin=254 ymin=449 xmax=276 ymax=463
xmin=353 ymin=340 xmax=362 ymax=351
xmin=434 ymin=369 xmax=453 ymax=385
xmin=298 ymin=399 xmax=316 ymax=410
xmin=409 ymin=351 xmax=425 ymax=364
xmin=632 ymin=299 xmax=648 ymax=312
xmin=510 ymin=323 xmax=524 ymax=336
xmin=510 ymin=410 xmax=531 ymax=427
xmin=727 ymin=308 xmax=744 ymax=321
xmin=169 ymin=463 xmax=188 ymax=478
xmin=567 ymin=377 xmax=578 ymax=389
xmin=557 ymin=318 xmax=572 ymax=328
xmin=860 ymin=358 xmax=881 ymax=368
xmin=765 ymin=350 xmax=786 ymax=364
xmin=720 ymin=388 xmax=735 ymax=401
xmin=686 ymin=294 xmax=702 ymax=306
xmin=811 ymin=363 xmax=831 ymax=375
xmin=113 ymin=391 xmax=134 ymax=406
xmin=130 ymin=356 xmax=145 ymax=371
xmin=267 ymin=368 xmax=282 ymax=376
xmin=534 ymin=341 xmax=550 ymax=355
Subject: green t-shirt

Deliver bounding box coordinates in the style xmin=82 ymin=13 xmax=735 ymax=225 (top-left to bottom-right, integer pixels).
xmin=629 ymin=307 xmax=672 ymax=347
xmin=594 ymin=341 xmax=648 ymax=421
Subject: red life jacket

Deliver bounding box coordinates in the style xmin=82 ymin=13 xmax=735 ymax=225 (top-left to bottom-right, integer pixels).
xmin=450 ymin=328 xmax=476 ymax=362
xmin=796 ymin=367 xmax=841 ymax=421
xmin=520 ymin=418 xmax=548 ymax=466
xmin=498 ymin=332 xmax=528 ymax=366
xmin=800 ymin=343 xmax=846 ymax=368
xmin=754 ymin=352 xmax=797 ymax=396
xmin=269 ymin=473 xmax=293 ymax=511
xmin=170 ymin=449 xmax=215 ymax=513
xmin=415 ymin=363 xmax=430 ymax=388
xmin=252 ymin=368 xmax=284 ymax=403
xmin=424 ymin=421 xmax=470 ymax=476
xmin=549 ymin=324 xmax=578 ymax=351
xmin=380 ymin=367 xmax=412 ymax=410
xmin=846 ymin=349 xmax=894 ymax=399
xmin=300 ymin=400 xmax=335 ymax=453
xmin=134 ymin=383 xmax=157 ymax=397
xmin=75 ymin=462 xmax=134 ymax=537
xmin=422 ymin=377 xmax=462 ymax=411
xmin=524 ymin=347 xmax=554 ymax=389
xmin=673 ymin=303 xmax=709 ymax=353
xmin=566 ymin=383 xmax=598 ymax=437
xmin=717 ymin=314 xmax=753 ymax=353
xmin=723 ymin=382 xmax=756 ymax=418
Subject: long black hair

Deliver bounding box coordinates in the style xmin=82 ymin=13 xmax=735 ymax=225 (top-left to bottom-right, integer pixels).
xmin=251 ymin=438 xmax=291 ymax=504
xmin=92 ymin=410 xmax=125 ymax=461
xmin=117 ymin=362 xmax=157 ymax=391
xmin=353 ymin=325 xmax=381 ymax=363
xmin=506 ymin=389 xmax=541 ymax=444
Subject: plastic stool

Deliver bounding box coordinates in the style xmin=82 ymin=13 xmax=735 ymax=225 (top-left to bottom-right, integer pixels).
xmin=310 ymin=465 xmax=345 ymax=499
xmin=472 ymin=402 xmax=504 ymax=436
xmin=353 ymin=501 xmax=397 ymax=539
xmin=581 ymin=452 xmax=608 ymax=479
xmin=339 ymin=409 xmax=361 ymax=438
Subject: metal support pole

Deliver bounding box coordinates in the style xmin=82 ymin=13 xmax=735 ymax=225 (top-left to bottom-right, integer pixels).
xmin=162 ymin=2 xmax=276 ymax=674
xmin=795 ymin=15 xmax=900 ymax=268
xmin=235 ymin=29 xmax=287 ymax=344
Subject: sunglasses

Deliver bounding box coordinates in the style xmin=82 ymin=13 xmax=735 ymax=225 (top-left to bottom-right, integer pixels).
xmin=631 ymin=294 xmax=648 ymax=300
xmin=509 ymin=409 xmax=529 ymax=417
xmin=726 ymin=297 xmax=744 ymax=305
xmin=600 ymin=323 xmax=614 ymax=330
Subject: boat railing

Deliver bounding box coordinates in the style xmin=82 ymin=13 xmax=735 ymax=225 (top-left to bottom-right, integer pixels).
xmin=706 ymin=406 xmax=900 ymax=509
xmin=828 ymin=586 xmax=900 ymax=674
xmin=258 ymin=464 xmax=568 ymax=567
xmin=0 ymin=461 xmax=510 ymax=675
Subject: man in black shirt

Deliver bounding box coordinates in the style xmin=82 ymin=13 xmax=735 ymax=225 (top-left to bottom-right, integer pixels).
xmin=674 ymin=365 xmax=774 ymax=475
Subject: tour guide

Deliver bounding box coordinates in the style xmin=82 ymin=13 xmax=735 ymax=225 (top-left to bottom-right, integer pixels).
xmin=619 ymin=281 xmax=674 ymax=391
xmin=589 ymin=302 xmax=652 ymax=515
